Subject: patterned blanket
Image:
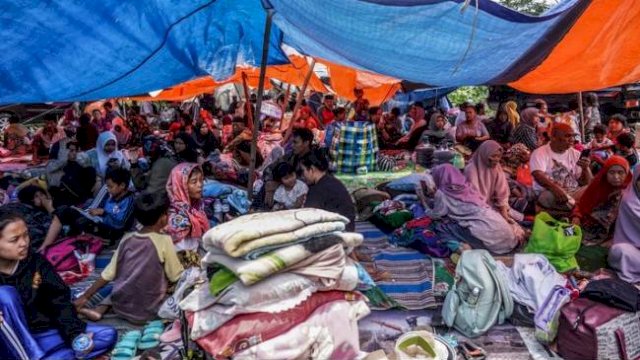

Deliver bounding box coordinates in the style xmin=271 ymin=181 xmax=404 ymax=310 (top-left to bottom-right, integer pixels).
xmin=203 ymin=233 xmax=361 ymax=286
xmin=203 ymin=208 xmax=348 ymax=257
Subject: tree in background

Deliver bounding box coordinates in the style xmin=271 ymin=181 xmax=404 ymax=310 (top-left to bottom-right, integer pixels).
xmin=496 ymin=0 xmax=555 ymax=15
xmin=448 ymin=86 xmax=489 ymax=106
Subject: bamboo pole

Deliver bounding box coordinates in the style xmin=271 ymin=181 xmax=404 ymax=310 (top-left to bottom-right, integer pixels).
xmin=282 ymin=58 xmax=316 ymax=144
xmin=577 ymin=92 xmax=585 ymax=143
xmin=241 ymin=72 xmax=254 ymax=131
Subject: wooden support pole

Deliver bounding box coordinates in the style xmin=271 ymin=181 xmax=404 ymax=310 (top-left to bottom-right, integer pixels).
xmin=247 ymin=9 xmax=274 ymax=199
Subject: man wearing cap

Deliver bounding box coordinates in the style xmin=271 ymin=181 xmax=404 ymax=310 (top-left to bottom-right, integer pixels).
xmin=530 ymin=123 xmax=593 ymax=211
xmin=317 ymin=94 xmax=335 ymax=127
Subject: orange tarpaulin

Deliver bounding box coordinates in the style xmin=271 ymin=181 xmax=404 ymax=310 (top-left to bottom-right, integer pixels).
xmin=319 ymin=59 xmax=401 ymax=106
xmin=130 ymin=55 xmax=402 ymax=104
xmin=510 ymin=0 xmax=640 ymax=94
xmin=130 ymin=56 xmax=327 ymax=102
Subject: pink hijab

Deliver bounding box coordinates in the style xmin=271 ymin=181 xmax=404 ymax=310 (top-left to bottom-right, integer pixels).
xmin=166 ymin=163 xmax=209 ymax=243
xmin=464 ymin=140 xmax=510 ymax=208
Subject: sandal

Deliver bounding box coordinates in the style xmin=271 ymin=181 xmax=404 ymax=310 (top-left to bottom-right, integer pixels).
xmin=111 ymin=331 xmax=142 ymax=360
xmin=459 ymin=340 xmax=487 ymax=360
xmin=138 ymin=320 xmax=165 ymax=350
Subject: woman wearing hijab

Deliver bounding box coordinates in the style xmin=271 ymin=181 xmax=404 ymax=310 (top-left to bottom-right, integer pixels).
xmin=166 ymin=163 xmax=209 ymax=254
xmin=421 ymin=113 xmax=454 ymax=147
xmin=86 ymin=131 xmax=129 ymax=179
xmin=173 ymin=132 xmax=199 ymax=163
xmin=192 ymin=122 xmax=220 ymax=157
xmin=502 ymin=143 xmax=536 ymax=214
xmin=572 ymin=156 xmax=632 ymax=245
xmin=608 ymin=166 xmax=640 ymax=284
xmin=510 ymin=107 xmax=539 ymax=151
xmin=486 ymin=109 xmax=513 ymax=145
xmin=111 ymin=117 xmax=132 ymax=147
xmin=504 ymin=101 xmax=520 ymax=127
xmin=464 ymin=140 xmax=512 ymax=221
xmin=426 ymin=164 xmax=521 ymax=254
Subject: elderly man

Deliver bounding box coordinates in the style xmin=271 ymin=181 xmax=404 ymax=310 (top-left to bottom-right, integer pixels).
xmin=530 ymin=123 xmax=593 ymax=210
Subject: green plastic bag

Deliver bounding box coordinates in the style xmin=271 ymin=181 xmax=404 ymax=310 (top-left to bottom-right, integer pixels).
xmin=524 ymin=212 xmax=581 ymax=272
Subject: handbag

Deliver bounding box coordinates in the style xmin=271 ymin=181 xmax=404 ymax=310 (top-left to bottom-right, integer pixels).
xmin=557 ymin=298 xmax=640 ymax=360
xmin=524 ymin=212 xmax=581 ymax=272
xmin=581 ymin=278 xmax=640 ymax=312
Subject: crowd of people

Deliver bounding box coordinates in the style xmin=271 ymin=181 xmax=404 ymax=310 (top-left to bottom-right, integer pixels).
xmin=0 ymin=88 xmax=638 ymax=358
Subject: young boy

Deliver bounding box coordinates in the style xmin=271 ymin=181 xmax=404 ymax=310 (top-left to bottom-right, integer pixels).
xmin=615 ymin=132 xmax=638 ymax=168
xmin=74 ymin=192 xmax=183 ymax=324
xmin=272 ymin=161 xmax=308 ymax=210
xmin=38 ymin=168 xmax=135 ymax=251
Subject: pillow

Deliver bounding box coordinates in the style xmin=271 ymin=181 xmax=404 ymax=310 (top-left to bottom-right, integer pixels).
xmin=386 ymin=173 xmax=435 ymax=192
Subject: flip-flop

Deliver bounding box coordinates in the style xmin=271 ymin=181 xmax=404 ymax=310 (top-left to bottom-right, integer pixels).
xmin=138 ymin=321 xmax=165 ymax=350
xmin=111 ymin=331 xmax=142 ymax=360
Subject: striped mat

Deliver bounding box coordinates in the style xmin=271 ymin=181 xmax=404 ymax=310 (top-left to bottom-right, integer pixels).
xmin=69 ymin=249 xmax=115 ymax=307
xmin=355 ymin=221 xmax=436 ymax=310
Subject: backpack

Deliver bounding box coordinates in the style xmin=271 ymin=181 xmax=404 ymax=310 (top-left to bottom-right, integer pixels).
xmin=44 ymin=234 xmax=103 ymax=272
xmin=442 ymin=249 xmax=513 ymax=338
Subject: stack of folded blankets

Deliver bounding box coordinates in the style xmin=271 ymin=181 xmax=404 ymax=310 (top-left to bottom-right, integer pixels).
xmin=179 ymin=208 xmax=372 ymax=359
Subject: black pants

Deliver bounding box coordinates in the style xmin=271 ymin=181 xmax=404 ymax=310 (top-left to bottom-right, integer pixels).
xmin=54 ymin=206 xmax=124 ymax=245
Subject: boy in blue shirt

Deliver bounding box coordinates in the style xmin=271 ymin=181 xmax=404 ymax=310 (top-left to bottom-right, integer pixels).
xmin=39 ymin=168 xmax=135 ymax=251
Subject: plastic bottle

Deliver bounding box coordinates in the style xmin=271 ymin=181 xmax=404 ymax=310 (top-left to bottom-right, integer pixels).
xmin=453 ymin=152 xmax=465 ymax=169
xmin=468 ymin=287 xmax=480 ymax=305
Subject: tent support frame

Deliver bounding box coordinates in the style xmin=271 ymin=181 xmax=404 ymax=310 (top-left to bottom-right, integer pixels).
xmin=247 ymin=9 xmax=274 ymax=200
xmin=577 ymin=92 xmax=586 ymax=143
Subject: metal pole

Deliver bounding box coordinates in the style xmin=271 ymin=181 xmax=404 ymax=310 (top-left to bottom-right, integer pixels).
xmin=577 ymin=92 xmax=585 ymax=143
xmin=282 ymin=58 xmax=316 ymax=144
xmin=247 ymin=9 xmax=274 ymax=200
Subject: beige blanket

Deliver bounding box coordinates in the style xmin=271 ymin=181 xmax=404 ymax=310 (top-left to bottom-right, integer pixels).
xmin=202 ymin=233 xmax=361 ymax=286
xmin=203 ymin=208 xmax=349 ymax=257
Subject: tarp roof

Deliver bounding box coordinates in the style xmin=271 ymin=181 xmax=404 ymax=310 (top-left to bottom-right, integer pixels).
xmin=134 ymin=55 xmax=402 ymax=106
xmin=2 ymin=0 xmax=639 ymax=104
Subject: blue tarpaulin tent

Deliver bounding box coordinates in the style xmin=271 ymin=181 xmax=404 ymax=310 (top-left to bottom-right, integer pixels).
xmin=2 ymin=0 xmax=640 ymax=103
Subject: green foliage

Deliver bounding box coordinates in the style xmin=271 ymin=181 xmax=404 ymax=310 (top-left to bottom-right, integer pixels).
xmin=496 ymin=0 xmax=553 ymax=15
xmin=448 ymin=86 xmax=489 ymax=106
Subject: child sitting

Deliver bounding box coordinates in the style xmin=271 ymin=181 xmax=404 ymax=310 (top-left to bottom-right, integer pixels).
xmin=614 ymin=132 xmax=639 ymax=168
xmin=74 ymin=192 xmax=183 ymax=324
xmin=38 ymin=168 xmax=135 ymax=251
xmin=587 ymin=124 xmax=614 ymax=152
xmin=272 ymin=161 xmax=308 ymax=210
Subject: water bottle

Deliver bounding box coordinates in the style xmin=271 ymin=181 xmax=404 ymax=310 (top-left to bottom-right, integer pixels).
xmin=468 ymin=287 xmax=480 ymax=305
xmin=213 ymin=199 xmax=223 ymax=223
xmin=453 ymin=153 xmax=465 ymax=169
xmin=72 ymin=333 xmax=93 ymax=359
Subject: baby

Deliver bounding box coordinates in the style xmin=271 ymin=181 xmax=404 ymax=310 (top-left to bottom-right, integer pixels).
xmin=272 ymin=161 xmax=308 ymax=210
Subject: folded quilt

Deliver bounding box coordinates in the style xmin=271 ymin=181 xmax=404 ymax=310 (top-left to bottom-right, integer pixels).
xmin=202 ymin=208 xmax=349 ymax=257
xmin=234 ymin=300 xmax=370 ymax=360
xmin=181 ymin=263 xmax=362 ymax=339
xmin=187 ymin=291 xmax=362 ymax=358
xmin=191 ymin=261 xmax=361 ymax=339
xmin=181 ymin=272 xmax=317 ymax=314
xmin=202 ymin=233 xmax=360 ymax=285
